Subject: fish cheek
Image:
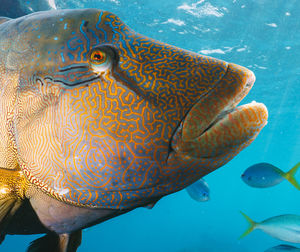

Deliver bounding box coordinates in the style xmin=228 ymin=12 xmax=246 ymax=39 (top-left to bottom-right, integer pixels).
xmin=55 ymin=80 xmax=129 ymax=189
xmin=14 ymin=81 xmax=68 ymax=186
xmin=15 ymin=79 xmax=63 ymax=132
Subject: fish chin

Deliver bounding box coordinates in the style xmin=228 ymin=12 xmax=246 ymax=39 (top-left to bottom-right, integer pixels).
xmin=174 ymin=63 xmax=268 ymax=159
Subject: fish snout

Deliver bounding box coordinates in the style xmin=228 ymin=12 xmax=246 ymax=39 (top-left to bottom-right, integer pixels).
xmin=173 ymin=63 xmax=268 ymax=160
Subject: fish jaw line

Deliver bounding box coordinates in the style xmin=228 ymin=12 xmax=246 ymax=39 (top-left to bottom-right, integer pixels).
xmin=175 ymin=63 xmax=268 ymax=159
xmin=182 ymin=63 xmax=256 ymax=140
xmin=192 ymin=101 xmax=268 ymax=158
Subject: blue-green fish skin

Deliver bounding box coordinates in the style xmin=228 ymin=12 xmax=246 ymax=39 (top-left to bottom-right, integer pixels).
xmin=265 ymin=245 xmax=300 ymax=252
xmin=186 ymin=179 xmax=210 ymax=202
xmin=241 ymin=212 xmax=300 ymax=243
xmin=241 ymin=162 xmax=300 ymax=189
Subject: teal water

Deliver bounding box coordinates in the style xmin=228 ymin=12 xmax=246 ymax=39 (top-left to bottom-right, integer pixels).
xmin=2 ymin=0 xmax=300 ymax=251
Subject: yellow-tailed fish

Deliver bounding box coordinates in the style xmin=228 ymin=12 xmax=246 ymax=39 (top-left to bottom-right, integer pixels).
xmin=241 ymin=162 xmax=300 ymax=190
xmin=241 ymin=212 xmax=300 ymax=243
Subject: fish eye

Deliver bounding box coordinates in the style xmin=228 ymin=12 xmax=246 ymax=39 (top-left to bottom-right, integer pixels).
xmin=90 ymin=50 xmax=107 ymax=65
xmin=89 ymin=46 xmax=117 ymax=73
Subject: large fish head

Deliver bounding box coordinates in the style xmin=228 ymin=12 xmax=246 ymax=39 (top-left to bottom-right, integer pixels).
xmin=9 ymin=9 xmax=268 ymax=209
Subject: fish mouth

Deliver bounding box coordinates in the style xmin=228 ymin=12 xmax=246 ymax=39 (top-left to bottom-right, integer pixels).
xmin=175 ymin=63 xmax=268 ymax=158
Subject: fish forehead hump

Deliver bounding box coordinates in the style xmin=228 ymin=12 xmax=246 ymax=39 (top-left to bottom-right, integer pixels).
xmin=4 ymin=8 xmax=228 ymax=99
xmin=0 ymin=9 xmax=241 ymax=210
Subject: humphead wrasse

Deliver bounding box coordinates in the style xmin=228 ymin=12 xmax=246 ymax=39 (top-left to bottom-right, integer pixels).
xmin=0 ymin=9 xmax=268 ymax=251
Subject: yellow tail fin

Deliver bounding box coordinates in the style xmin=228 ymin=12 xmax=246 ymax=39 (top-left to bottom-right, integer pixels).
xmin=239 ymin=211 xmax=257 ymax=239
xmin=283 ymin=162 xmax=300 ymax=190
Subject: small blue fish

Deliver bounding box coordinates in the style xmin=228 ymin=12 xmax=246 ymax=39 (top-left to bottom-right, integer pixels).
xmin=240 ymin=212 xmax=300 ymax=243
xmin=241 ymin=162 xmax=300 ymax=189
xmin=265 ymin=245 xmax=300 ymax=252
xmin=186 ymin=179 xmax=210 ymax=202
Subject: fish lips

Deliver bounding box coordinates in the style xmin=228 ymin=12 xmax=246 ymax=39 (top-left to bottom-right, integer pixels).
xmin=173 ymin=63 xmax=268 ymax=159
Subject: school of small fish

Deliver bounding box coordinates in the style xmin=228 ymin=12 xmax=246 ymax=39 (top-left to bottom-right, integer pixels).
xmin=241 ymin=162 xmax=300 ymax=251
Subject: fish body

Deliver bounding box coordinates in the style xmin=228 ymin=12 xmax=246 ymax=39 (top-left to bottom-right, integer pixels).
xmin=241 ymin=162 xmax=300 ymax=189
xmin=0 ymin=9 xmax=268 ymax=251
xmin=265 ymin=245 xmax=300 ymax=252
xmin=242 ymin=163 xmax=285 ymax=187
xmin=241 ymin=212 xmax=300 ymax=243
xmin=0 ymin=9 xmax=267 ymax=210
xmin=186 ymin=179 xmax=210 ymax=202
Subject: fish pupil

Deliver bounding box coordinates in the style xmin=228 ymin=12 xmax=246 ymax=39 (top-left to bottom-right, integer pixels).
xmin=91 ymin=50 xmax=107 ymax=64
xmin=94 ymin=53 xmax=104 ymax=62
xmin=94 ymin=53 xmax=102 ymax=60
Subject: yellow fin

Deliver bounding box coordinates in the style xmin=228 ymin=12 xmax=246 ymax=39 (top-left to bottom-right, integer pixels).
xmin=239 ymin=211 xmax=257 ymax=239
xmin=0 ymin=195 xmax=22 ymax=244
xmin=0 ymin=197 xmax=22 ymax=223
xmin=283 ymin=162 xmax=300 ymax=190
xmin=0 ymin=167 xmax=27 ymax=240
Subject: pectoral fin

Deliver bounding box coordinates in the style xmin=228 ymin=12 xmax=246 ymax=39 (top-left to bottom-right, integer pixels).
xmin=0 ymin=167 xmax=28 ymax=243
xmin=0 ymin=197 xmax=22 ymax=227
xmin=27 ymin=230 xmax=82 ymax=252
xmin=0 ymin=197 xmax=22 ymax=244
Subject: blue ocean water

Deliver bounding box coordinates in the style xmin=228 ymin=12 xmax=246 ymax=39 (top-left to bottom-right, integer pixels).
xmin=1 ymin=0 xmax=300 ymax=251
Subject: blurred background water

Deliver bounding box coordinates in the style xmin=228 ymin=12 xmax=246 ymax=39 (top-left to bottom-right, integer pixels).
xmin=1 ymin=0 xmax=300 ymax=251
